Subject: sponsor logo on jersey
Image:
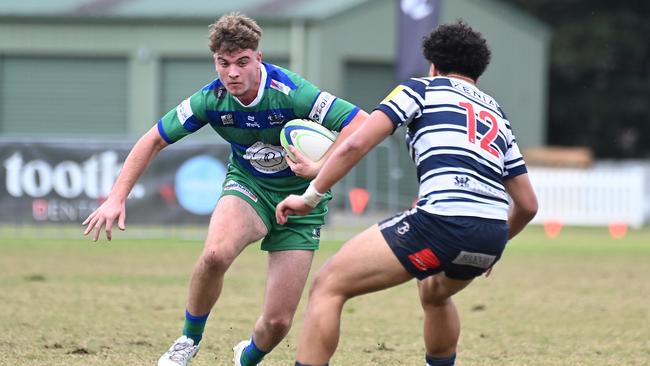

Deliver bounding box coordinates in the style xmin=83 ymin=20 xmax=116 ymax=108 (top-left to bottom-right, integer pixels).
xmin=246 ymin=121 xmax=261 ymax=128
xmin=243 ymin=142 xmax=289 ymax=174
xmin=408 ymin=248 xmax=440 ymax=271
xmin=450 ymin=80 xmax=498 ymax=108
xmin=176 ymin=98 xmax=193 ymax=126
xmin=309 ymin=92 xmax=335 ymax=124
xmin=221 ymin=114 xmax=234 ymax=125
xmin=452 ymin=251 xmax=496 ymax=269
xmin=223 ymin=180 xmax=258 ymax=202
xmin=270 ymin=79 xmax=291 ymax=95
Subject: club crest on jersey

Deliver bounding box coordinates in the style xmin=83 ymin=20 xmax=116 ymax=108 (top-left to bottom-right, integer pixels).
xmin=221 ymin=114 xmax=234 ymax=125
xmin=214 ymin=85 xmax=227 ymax=99
xmin=397 ymin=221 xmax=410 ymax=235
xmin=268 ymin=112 xmax=284 ymax=125
xmin=454 ymin=176 xmax=470 ymax=188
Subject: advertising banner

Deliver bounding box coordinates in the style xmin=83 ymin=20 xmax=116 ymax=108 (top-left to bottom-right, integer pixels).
xmin=397 ymin=0 xmax=441 ymax=81
xmin=0 ymin=139 xmax=231 ymax=225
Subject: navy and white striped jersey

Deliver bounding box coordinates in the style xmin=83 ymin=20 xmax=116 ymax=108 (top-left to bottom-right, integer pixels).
xmin=376 ymin=76 xmax=527 ymax=220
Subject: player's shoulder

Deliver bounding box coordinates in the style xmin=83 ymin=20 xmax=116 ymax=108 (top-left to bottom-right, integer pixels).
xmin=264 ymin=62 xmax=302 ymax=95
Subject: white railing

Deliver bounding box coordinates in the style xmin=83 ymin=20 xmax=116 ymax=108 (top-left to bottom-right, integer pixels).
xmin=528 ymin=165 xmax=649 ymax=228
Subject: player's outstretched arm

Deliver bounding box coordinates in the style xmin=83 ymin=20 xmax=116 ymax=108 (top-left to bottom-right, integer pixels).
xmin=286 ymin=110 xmax=370 ymax=179
xmin=82 ymin=126 xmax=168 ymax=241
xmin=276 ymin=110 xmax=393 ymax=224
xmin=504 ymin=173 xmax=538 ymax=239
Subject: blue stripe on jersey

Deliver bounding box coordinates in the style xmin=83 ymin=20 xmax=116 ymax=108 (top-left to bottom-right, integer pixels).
xmin=157 ymin=119 xmax=174 ymax=144
xmin=202 ymin=78 xmax=222 ymax=91
xmin=403 ymin=88 xmax=425 ymax=111
xmin=339 ymin=107 xmax=360 ymax=129
xmin=420 ymin=170 xmax=506 ymax=194
xmin=426 ymin=86 xmax=504 ymax=119
xmin=423 ymin=197 xmax=508 ymax=208
xmin=418 ymin=153 xmax=502 ymax=183
xmin=505 ymin=162 xmax=528 ymax=178
xmin=182 ymin=115 xmax=206 ymax=132
xmin=205 ymin=109 xmax=295 ymax=129
xmin=402 ymin=77 xmax=429 ymax=96
xmin=419 ymin=145 xmax=502 ymax=174
xmin=424 ymin=189 xmax=510 ymax=205
xmin=264 ymin=63 xmax=298 ymax=90
xmin=376 ymin=104 xmax=402 ymax=129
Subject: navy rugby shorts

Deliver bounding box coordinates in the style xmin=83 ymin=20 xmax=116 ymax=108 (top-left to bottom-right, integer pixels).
xmin=379 ymin=208 xmax=509 ymax=280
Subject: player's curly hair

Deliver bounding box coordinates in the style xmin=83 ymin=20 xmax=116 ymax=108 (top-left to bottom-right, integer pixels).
xmin=208 ymin=12 xmax=262 ymax=54
xmin=422 ymin=21 xmax=491 ymax=81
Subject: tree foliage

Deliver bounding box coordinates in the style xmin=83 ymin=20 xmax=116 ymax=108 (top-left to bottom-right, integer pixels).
xmin=500 ymin=0 xmax=650 ymax=157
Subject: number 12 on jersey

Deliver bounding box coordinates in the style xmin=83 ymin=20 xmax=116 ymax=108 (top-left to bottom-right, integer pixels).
xmin=458 ymin=102 xmax=500 ymax=158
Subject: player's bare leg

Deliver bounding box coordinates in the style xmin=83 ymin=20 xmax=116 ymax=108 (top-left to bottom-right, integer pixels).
xmin=255 ymin=249 xmax=314 ymax=348
xmin=158 ymin=196 xmax=267 ymax=366
xmin=295 ymin=225 xmax=413 ymax=365
xmin=235 ymin=249 xmax=314 ymax=365
xmin=187 ymin=195 xmax=268 ymax=315
xmin=417 ymin=274 xmax=472 ymax=364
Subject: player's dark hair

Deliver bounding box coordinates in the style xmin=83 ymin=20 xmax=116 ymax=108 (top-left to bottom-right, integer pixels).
xmin=422 ymin=21 xmax=491 ymax=81
xmin=208 ymin=12 xmax=262 ymax=54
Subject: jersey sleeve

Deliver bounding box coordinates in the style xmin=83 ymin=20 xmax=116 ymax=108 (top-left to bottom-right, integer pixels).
xmin=291 ymin=78 xmax=360 ymax=133
xmin=502 ymin=120 xmax=528 ymax=179
xmin=376 ymin=78 xmax=427 ymax=132
xmin=156 ymin=90 xmax=210 ymax=144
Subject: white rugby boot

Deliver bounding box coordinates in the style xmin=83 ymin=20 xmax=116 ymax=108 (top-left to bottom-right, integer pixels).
xmin=233 ymin=339 xmax=260 ymax=366
xmin=157 ymin=336 xmax=199 ymax=366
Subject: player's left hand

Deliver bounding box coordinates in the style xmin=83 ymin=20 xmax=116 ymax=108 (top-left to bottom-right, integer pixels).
xmin=276 ymin=194 xmax=313 ymax=224
xmin=285 ymin=146 xmax=322 ymax=179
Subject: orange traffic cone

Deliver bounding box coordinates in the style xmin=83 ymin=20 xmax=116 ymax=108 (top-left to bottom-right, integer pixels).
xmin=349 ymin=188 xmax=370 ymax=215
xmin=543 ymin=219 xmax=563 ymax=239
xmin=608 ymin=221 xmax=628 ymax=240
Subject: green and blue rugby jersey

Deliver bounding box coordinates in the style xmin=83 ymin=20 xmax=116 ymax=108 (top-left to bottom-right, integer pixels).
xmin=157 ymin=62 xmax=360 ymax=192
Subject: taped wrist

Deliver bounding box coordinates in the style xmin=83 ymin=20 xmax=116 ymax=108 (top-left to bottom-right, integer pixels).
xmin=301 ymin=182 xmax=325 ymax=208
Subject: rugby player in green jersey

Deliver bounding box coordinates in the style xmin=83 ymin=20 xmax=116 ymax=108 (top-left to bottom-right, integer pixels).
xmin=82 ymin=12 xmax=367 ymax=366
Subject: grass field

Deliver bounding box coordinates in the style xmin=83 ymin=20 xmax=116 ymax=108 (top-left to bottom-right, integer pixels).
xmin=1 ymin=225 xmax=649 ymax=365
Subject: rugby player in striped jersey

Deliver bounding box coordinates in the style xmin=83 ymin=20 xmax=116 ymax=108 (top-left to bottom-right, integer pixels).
xmin=276 ymin=21 xmax=538 ymax=366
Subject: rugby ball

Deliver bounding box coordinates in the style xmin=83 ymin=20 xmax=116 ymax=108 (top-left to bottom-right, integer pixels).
xmin=280 ymin=119 xmax=336 ymax=161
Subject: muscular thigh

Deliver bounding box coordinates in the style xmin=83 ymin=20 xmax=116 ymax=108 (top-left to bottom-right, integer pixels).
xmin=204 ymin=195 xmax=268 ymax=256
xmin=316 ymin=225 xmax=413 ymax=299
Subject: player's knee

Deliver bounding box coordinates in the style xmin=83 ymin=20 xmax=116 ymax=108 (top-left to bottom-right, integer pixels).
xmin=200 ymin=248 xmax=234 ymax=273
xmin=419 ymin=277 xmax=452 ymax=307
xmin=261 ymin=314 xmax=293 ymax=336
xmin=309 ymin=268 xmax=346 ymax=305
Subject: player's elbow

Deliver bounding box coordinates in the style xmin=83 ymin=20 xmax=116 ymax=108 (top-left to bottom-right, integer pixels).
xmin=340 ymin=135 xmax=370 ymax=159
xmin=516 ymin=195 xmax=538 ymax=222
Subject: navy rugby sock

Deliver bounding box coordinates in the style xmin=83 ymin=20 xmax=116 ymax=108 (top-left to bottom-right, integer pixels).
xmin=426 ymin=353 xmax=456 ymax=366
xmin=182 ymin=309 xmax=209 ymax=345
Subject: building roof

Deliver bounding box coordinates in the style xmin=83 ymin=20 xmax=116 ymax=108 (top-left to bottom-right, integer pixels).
xmin=0 ymin=0 xmax=371 ymax=21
